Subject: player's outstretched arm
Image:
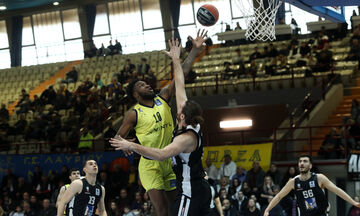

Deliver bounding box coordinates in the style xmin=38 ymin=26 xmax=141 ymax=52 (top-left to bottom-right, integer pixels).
xmin=57 ymin=180 xmax=83 ymax=216
xmin=164 ymin=37 xmax=187 ymax=112
xmin=160 ymin=29 xmax=208 ymax=102
xmin=264 ymin=178 xmax=294 ymax=216
xmin=319 ymin=174 xmax=360 ymax=208
xmin=97 ymin=186 xmax=107 ymax=216
xmin=110 ymin=132 xmax=196 ymax=161
xmin=56 ymin=185 xmax=66 ymax=207
xmin=115 ymin=109 xmax=136 ymax=138
xmin=214 ymin=197 xmax=224 ymax=216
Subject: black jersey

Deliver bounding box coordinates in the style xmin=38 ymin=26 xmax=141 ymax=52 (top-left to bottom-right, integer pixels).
xmin=294 ymin=173 xmax=328 ymax=216
xmin=171 ymin=124 xmax=205 ymax=197
xmin=171 ymin=124 xmax=211 ymax=216
xmin=66 ymin=178 xmax=102 ymax=216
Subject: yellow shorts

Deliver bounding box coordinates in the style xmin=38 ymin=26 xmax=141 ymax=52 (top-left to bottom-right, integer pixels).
xmin=138 ymin=156 xmax=176 ymax=192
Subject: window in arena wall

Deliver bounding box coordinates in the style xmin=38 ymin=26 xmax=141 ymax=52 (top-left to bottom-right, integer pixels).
xmin=22 ymin=46 xmax=38 ymax=66
xmin=0 ymin=20 xmax=9 ymax=49
xmin=143 ymin=28 xmax=165 ymax=51
xmin=140 ymin=0 xmax=163 ymax=30
xmin=0 ymin=49 xmax=10 ymax=69
xmin=32 ymin=11 xmax=66 ymax=64
xmin=94 ymin=4 xmax=111 ymax=36
xmin=179 ymin=0 xmax=196 ymax=25
xmin=61 ymin=8 xmax=82 ymax=40
xmin=108 ymin=0 xmax=156 ymax=54
xmin=22 ymin=17 xmax=35 ymax=46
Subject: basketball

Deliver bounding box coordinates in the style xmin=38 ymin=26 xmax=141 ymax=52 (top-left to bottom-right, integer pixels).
xmin=197 ymin=4 xmax=219 ymax=26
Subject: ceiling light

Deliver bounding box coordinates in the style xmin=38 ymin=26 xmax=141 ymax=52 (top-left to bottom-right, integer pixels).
xmin=0 ymin=5 xmax=6 ymax=10
xmin=220 ymin=119 xmax=253 ymax=128
xmin=53 ymin=2 xmax=59 ymax=6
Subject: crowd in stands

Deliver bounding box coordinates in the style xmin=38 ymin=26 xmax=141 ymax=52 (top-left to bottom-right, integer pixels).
xmin=319 ymin=98 xmax=360 ymax=159
xmin=212 ymin=21 xmax=360 ymax=82
xmin=0 ymin=54 xmax=157 ymax=152
xmin=1 ymin=155 xmax=358 ymax=216
xmin=85 ymin=40 xmax=123 ymax=58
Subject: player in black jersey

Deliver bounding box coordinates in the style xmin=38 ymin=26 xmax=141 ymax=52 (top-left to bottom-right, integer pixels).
xmin=110 ymin=36 xmax=211 ymax=216
xmin=264 ymin=155 xmax=360 ymax=216
xmin=56 ymin=160 xmax=107 ymax=216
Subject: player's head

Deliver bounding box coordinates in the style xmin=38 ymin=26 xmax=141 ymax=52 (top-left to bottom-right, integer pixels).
xmin=298 ymin=154 xmax=312 ymax=174
xmin=83 ymin=160 xmax=98 ymax=175
xmin=126 ymin=79 xmax=155 ymax=102
xmin=69 ymin=168 xmax=81 ymax=182
xmin=177 ymin=100 xmax=203 ymax=127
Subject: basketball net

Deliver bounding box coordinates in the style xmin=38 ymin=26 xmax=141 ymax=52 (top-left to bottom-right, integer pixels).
xmin=235 ymin=0 xmax=282 ymax=41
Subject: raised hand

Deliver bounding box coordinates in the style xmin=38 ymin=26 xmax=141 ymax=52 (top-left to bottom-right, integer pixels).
xmin=164 ymin=37 xmax=181 ymax=60
xmin=190 ymin=29 xmax=209 ymax=48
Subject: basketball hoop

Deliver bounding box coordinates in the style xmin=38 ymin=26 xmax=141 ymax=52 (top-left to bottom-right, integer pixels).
xmin=234 ymin=0 xmax=283 ymax=41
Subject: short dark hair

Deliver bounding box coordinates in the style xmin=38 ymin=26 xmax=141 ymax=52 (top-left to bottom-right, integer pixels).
xmin=126 ymin=79 xmax=139 ymax=102
xmin=298 ymin=154 xmax=313 ymax=164
xmin=181 ymin=100 xmax=204 ymax=127
xmin=83 ymin=159 xmax=95 ymax=168
xmin=69 ymin=168 xmax=80 ymax=176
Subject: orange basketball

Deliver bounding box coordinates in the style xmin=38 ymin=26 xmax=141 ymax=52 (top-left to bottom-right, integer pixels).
xmin=197 ymin=4 xmax=219 ymax=26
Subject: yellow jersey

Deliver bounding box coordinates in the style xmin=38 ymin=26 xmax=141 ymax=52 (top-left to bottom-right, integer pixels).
xmin=133 ymin=95 xmax=174 ymax=149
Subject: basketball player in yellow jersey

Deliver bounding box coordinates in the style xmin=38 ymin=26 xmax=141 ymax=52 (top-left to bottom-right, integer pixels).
xmin=56 ymin=168 xmax=81 ymax=211
xmin=116 ymin=30 xmax=208 ymax=216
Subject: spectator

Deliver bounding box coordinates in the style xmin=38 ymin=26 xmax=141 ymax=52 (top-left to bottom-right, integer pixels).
xmin=219 ymin=154 xmax=237 ymax=179
xmin=13 ymin=114 xmax=27 ymax=135
xmin=123 ymin=206 xmax=135 ymax=216
xmin=29 ymin=195 xmax=40 ymax=213
xmin=241 ymin=181 xmax=252 ymax=198
xmin=97 ymin=43 xmax=111 ymax=56
xmin=137 ymin=58 xmax=150 ymax=76
xmin=313 ymin=43 xmax=333 ymax=72
xmin=264 ymin=185 xmax=286 ymax=216
xmin=333 ymin=22 xmax=348 ymax=40
xmin=94 ymin=73 xmax=104 ymax=89
xmin=9 ymin=205 xmax=24 ymax=216
xmin=348 ymin=195 xmax=360 ymax=216
xmin=268 ymin=43 xmax=278 ymax=58
xmin=118 ymin=65 xmax=132 ymax=84
xmin=223 ymin=62 xmax=235 ymax=80
xmin=108 ymin=201 xmax=121 ymax=216
xmin=205 ymin=159 xmax=219 ymax=181
xmin=114 ymin=39 xmax=122 ymax=54
xmin=278 ymin=43 xmax=289 ymax=57
xmin=245 ymin=161 xmax=265 ymax=192
xmin=299 ymin=41 xmax=311 ymax=57
xmin=231 ymin=165 xmax=246 ymax=185
xmin=23 ymin=201 xmax=36 ymax=216
xmin=131 ymin=191 xmax=143 ymax=211
xmin=144 ymin=69 xmax=157 ymax=91
xmin=222 ymin=199 xmax=239 ymax=216
xmin=185 ymin=36 xmax=193 ymax=52
xmin=346 ymin=39 xmax=360 ymax=62
xmin=141 ymin=202 xmax=151 ymax=216
xmin=232 ymin=49 xmax=246 ymax=77
xmin=260 ymin=176 xmax=275 ymax=206
xmin=62 ymin=66 xmax=78 ymax=84
xmin=115 ymin=188 xmax=131 ymax=212
xmin=235 ymin=22 xmax=242 ymax=30
xmin=35 ymin=176 xmax=52 ymax=199
xmin=243 ymin=198 xmax=261 ymax=216
xmin=232 ymin=190 xmax=248 ymax=214
xmin=40 ymin=86 xmax=56 ymax=105
xmin=0 ymin=103 xmax=9 ymax=120
xmin=217 ymin=176 xmax=230 ymax=193
xmin=16 ymin=95 xmax=31 ymax=115
xmin=108 ymin=40 xmax=115 ymax=55
xmin=54 ymin=85 xmax=71 ymax=110
xmin=265 ymin=163 xmax=282 ymax=186
xmin=281 ymin=166 xmax=298 ymax=187
xmin=38 ymin=199 xmax=55 ymax=216
xmin=250 ymin=47 xmax=261 ymax=61
xmin=125 ymin=59 xmax=136 ymax=72
xmin=108 ymin=77 xmax=125 ymax=99
xmin=78 ymin=127 xmax=93 ymax=151
xmin=228 ymin=178 xmax=242 ymax=197
xmin=30 ymin=95 xmax=42 ymax=112
xmin=319 ymin=127 xmax=343 ymax=159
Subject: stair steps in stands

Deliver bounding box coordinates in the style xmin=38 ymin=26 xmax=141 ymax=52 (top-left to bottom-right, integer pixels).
xmin=8 ymin=60 xmax=82 ymax=115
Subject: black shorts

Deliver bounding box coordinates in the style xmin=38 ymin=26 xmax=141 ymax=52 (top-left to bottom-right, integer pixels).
xmin=172 ymin=179 xmax=211 ymax=216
